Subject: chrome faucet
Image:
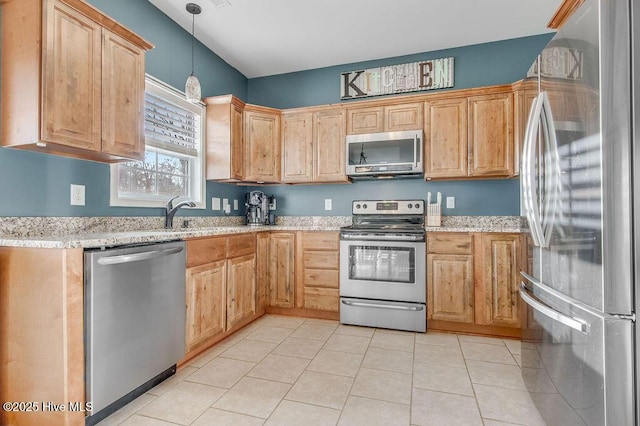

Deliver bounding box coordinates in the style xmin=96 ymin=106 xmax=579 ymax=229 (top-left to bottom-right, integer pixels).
xmin=165 ymin=196 xmax=196 ymax=229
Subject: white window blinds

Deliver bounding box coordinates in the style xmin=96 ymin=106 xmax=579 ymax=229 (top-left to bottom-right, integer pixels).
xmin=144 ymin=77 xmax=201 ymax=157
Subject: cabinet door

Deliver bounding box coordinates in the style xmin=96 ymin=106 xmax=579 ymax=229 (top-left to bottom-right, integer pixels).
xmin=256 ymin=232 xmax=270 ymax=315
xmin=281 ymin=112 xmax=313 ymax=183
xmin=269 ymin=233 xmax=295 ymax=308
xmin=101 ymin=30 xmax=145 ymax=159
xmin=478 ymin=234 xmax=521 ymax=328
xmin=346 ymin=106 xmax=383 ymax=134
xmin=468 ymin=92 xmax=514 ymax=177
xmin=230 ymin=103 xmax=245 ymax=179
xmin=385 ymin=103 xmax=423 ymax=132
xmin=42 ymin=0 xmax=102 ymax=150
xmin=226 ymin=254 xmax=256 ymax=330
xmin=314 ymin=109 xmax=347 ymax=182
xmin=424 ymin=98 xmax=468 ymax=178
xmin=185 ymin=260 xmax=226 ymax=352
xmin=513 ymin=86 xmax=537 ymax=177
xmin=427 ymin=254 xmax=474 ymax=323
xmin=245 ymin=110 xmax=281 ymax=182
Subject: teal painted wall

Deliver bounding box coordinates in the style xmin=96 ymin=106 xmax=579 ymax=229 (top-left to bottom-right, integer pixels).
xmin=0 ymin=0 xmax=552 ymax=217
xmin=0 ymin=0 xmax=247 ymax=217
xmin=247 ymin=34 xmax=552 ymax=109
xmin=247 ymin=34 xmax=553 ymax=217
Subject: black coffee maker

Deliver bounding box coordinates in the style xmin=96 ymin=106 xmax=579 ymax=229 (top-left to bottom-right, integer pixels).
xmin=245 ymin=190 xmax=274 ymax=225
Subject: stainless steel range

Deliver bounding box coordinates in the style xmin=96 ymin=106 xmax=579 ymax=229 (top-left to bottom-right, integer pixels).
xmin=340 ymin=199 xmax=426 ymax=332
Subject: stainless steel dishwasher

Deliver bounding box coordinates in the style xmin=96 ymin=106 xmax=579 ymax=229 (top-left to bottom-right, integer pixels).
xmin=84 ymin=240 xmax=186 ymax=425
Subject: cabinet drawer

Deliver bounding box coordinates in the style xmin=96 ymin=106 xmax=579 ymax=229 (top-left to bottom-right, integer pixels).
xmin=303 ymin=287 xmax=339 ymax=312
xmin=227 ymin=234 xmax=256 ymax=258
xmin=427 ymin=233 xmax=473 ymax=254
xmin=304 ymin=269 xmax=339 ymax=288
xmin=304 ymin=251 xmax=339 ymax=269
xmin=302 ymin=232 xmax=339 ymax=250
xmin=186 ymin=237 xmax=226 ymax=267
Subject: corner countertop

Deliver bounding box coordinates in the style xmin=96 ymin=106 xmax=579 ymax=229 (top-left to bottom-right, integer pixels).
xmin=0 ymin=215 xmax=527 ymax=249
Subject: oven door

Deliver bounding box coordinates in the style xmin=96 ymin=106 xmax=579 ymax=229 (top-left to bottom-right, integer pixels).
xmin=339 ymin=238 xmax=426 ymax=303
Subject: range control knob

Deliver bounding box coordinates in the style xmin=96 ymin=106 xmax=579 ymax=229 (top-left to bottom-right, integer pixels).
xmin=355 ymin=204 xmax=361 ymax=209
xmin=408 ymin=203 xmax=413 ymax=209
xmin=363 ymin=204 xmax=368 ymax=209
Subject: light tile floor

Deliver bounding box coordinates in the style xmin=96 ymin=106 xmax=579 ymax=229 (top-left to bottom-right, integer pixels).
xmin=98 ymin=315 xmax=546 ymax=426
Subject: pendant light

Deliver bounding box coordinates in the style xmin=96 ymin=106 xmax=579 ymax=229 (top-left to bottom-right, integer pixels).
xmin=185 ymin=3 xmax=202 ymax=103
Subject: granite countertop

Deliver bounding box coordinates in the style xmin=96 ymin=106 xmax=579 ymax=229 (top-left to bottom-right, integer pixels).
xmin=0 ymin=216 xmax=527 ymax=249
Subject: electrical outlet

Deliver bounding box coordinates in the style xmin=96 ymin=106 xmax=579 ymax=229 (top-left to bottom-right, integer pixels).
xmin=324 ymin=199 xmax=332 ymax=210
xmin=233 ymin=199 xmax=238 ymax=210
xmin=446 ymin=196 xmax=455 ymax=209
xmin=70 ymin=184 xmax=85 ymax=206
xmin=212 ymin=197 xmax=221 ymax=210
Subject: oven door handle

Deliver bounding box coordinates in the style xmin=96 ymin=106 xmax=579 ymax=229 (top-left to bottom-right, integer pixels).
xmin=341 ymin=299 xmax=424 ymax=312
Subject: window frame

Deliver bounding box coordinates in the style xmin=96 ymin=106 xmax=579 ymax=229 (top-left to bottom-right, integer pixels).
xmin=110 ymin=75 xmax=206 ymax=209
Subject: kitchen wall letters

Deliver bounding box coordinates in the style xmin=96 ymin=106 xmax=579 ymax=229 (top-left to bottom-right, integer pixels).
xmin=340 ymin=57 xmax=454 ymax=99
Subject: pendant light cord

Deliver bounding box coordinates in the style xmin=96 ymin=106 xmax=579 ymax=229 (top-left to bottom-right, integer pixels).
xmin=191 ymin=12 xmax=195 ymax=75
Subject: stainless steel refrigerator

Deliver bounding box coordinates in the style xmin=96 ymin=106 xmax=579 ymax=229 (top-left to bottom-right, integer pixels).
xmin=519 ymin=0 xmax=636 ymax=424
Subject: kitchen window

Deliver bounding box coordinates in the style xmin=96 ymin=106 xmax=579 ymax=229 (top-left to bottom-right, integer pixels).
xmin=110 ymin=75 xmax=205 ymax=208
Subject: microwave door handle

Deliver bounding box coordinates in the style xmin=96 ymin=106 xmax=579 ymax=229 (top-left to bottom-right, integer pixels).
xmin=413 ymin=134 xmax=418 ymax=170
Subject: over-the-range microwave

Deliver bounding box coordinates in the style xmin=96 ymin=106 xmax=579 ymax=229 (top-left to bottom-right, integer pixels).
xmin=346 ymin=130 xmax=423 ymax=179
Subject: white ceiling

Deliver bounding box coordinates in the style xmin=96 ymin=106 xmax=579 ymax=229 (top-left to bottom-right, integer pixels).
xmin=148 ymin=0 xmax=561 ymax=79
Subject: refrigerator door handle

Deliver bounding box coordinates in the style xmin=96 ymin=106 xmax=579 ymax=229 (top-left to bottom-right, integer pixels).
xmin=538 ymin=92 xmax=560 ymax=248
xmin=522 ymin=94 xmax=544 ymax=247
xmin=520 ymin=283 xmax=590 ymax=334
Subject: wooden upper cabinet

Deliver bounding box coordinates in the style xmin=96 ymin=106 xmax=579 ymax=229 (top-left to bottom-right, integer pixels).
xmin=468 ymin=92 xmax=514 ymax=177
xmin=42 ymin=0 xmax=102 ymax=152
xmin=244 ymin=107 xmax=281 ymax=183
xmin=101 ymin=30 xmax=146 ymax=159
xmin=314 ymin=109 xmax=347 ymax=182
xmin=281 ymin=112 xmax=314 ymax=183
xmin=424 ymin=98 xmax=468 ymax=179
xmin=346 ymin=103 xmax=422 ymax=134
xmin=346 ymin=106 xmax=384 ymax=134
xmin=281 ymin=108 xmax=347 ymax=184
xmin=205 ymin=95 xmax=245 ymax=181
xmin=0 ymin=0 xmax=153 ymax=162
xmin=385 ymin=103 xmax=423 ymax=132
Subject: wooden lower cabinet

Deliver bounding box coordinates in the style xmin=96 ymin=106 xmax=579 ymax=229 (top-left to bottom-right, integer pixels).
xmin=183 ymin=234 xmax=259 ymax=361
xmin=297 ymin=231 xmax=340 ymax=312
xmin=256 ymin=232 xmax=270 ymax=315
xmin=269 ymin=232 xmax=296 ymax=308
xmin=0 ymin=247 xmax=85 ymax=426
xmin=185 ymin=260 xmax=226 ymax=352
xmin=476 ymin=233 xmax=521 ymax=328
xmin=428 ymin=253 xmax=474 ymax=323
xmin=427 ymin=232 xmax=522 ymax=338
xmin=226 ymin=254 xmax=256 ymax=330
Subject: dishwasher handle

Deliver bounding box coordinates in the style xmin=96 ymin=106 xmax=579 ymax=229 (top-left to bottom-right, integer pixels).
xmin=97 ymin=246 xmax=184 ymax=266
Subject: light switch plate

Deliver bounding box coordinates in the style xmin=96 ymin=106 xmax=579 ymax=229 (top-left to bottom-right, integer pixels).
xmin=70 ymin=184 xmax=85 ymax=206
xmin=446 ymin=196 xmax=455 ymax=209
xmin=324 ymin=199 xmax=332 ymax=210
xmin=233 ymin=199 xmax=238 ymax=210
xmin=212 ymin=197 xmax=221 ymax=210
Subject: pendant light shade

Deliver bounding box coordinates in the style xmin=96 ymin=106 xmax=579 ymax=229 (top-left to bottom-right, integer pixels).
xmin=185 ymin=74 xmax=201 ymax=102
xmin=185 ymin=3 xmax=202 ymax=103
